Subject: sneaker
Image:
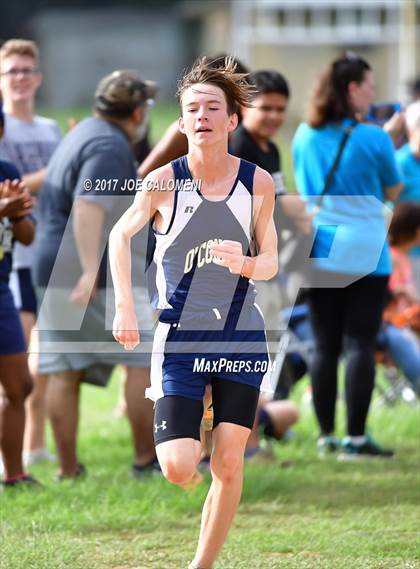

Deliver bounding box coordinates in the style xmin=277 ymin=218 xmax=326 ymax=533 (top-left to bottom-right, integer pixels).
xmin=24 ymin=447 xmax=56 ymax=466
xmin=54 ymin=463 xmax=87 ymax=482
xmin=130 ymin=458 xmax=161 ymax=479
xmin=338 ymin=436 xmax=395 ymax=461
xmin=317 ymin=435 xmax=341 ymax=458
xmin=1 ymin=473 xmax=41 ymax=489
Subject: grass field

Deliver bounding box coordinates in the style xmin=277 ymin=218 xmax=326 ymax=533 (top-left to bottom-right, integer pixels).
xmin=4 ymin=105 xmax=417 ymax=568
xmin=2 ymin=370 xmax=419 ymax=569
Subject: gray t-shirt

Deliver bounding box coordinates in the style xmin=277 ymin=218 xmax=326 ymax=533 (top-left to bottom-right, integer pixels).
xmin=0 ymin=114 xmax=61 ymax=269
xmin=33 ymin=116 xmax=149 ymax=291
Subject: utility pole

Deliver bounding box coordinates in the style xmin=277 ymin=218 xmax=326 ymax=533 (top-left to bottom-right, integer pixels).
xmin=398 ymin=0 xmax=418 ymax=102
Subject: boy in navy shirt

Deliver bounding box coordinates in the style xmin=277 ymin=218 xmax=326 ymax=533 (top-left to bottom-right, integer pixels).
xmin=0 ymin=103 xmax=37 ymax=486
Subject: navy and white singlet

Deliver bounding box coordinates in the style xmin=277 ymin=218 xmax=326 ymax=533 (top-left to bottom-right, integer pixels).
xmin=146 ymin=155 xmax=271 ymax=402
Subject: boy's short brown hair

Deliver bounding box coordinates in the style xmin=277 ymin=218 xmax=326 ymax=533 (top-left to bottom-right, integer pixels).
xmin=0 ymin=39 xmax=39 ymax=68
xmin=177 ymin=56 xmax=256 ymax=116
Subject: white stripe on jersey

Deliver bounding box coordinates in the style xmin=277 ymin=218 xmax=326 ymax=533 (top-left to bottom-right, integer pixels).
xmin=145 ymin=321 xmax=171 ymax=402
xmin=253 ymin=302 xmax=274 ymax=397
xmin=226 ymin=179 xmax=252 ymax=242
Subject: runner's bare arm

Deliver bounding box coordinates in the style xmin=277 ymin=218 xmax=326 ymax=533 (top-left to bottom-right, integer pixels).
xmin=109 ymin=166 xmax=172 ymax=349
xmin=109 ymin=169 xmax=171 ymax=307
xmin=211 ymin=167 xmax=278 ymax=280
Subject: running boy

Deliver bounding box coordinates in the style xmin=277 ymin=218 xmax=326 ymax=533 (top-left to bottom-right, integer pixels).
xmin=110 ymin=58 xmax=278 ymax=568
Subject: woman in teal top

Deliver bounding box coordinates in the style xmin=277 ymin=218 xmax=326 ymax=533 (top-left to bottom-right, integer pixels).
xmin=293 ymin=52 xmax=402 ymax=459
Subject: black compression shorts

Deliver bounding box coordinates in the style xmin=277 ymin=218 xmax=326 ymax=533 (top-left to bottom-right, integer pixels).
xmin=153 ymin=378 xmax=259 ymax=446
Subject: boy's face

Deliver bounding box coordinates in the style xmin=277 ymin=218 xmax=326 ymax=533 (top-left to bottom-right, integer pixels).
xmin=0 ymin=54 xmax=42 ymax=105
xmin=179 ymin=83 xmax=237 ymax=147
xmin=242 ymin=92 xmax=288 ymax=140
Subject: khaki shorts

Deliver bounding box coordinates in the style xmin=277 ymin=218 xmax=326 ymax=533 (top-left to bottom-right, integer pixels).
xmin=35 ymin=286 xmax=156 ymax=384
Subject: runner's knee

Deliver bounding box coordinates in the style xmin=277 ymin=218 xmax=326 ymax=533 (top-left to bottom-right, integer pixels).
xmin=211 ymin=449 xmax=242 ymax=484
xmin=162 ymin=457 xmax=196 ymax=486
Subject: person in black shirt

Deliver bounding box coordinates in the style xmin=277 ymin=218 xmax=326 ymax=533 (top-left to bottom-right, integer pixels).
xmin=230 ymin=71 xmax=311 ymax=318
xmin=230 ymin=70 xmax=289 ymax=195
xmin=230 ymin=70 xmax=311 ymax=265
xmin=229 ymin=71 xmax=304 ymax=453
xmin=230 ymin=121 xmax=282 ymax=187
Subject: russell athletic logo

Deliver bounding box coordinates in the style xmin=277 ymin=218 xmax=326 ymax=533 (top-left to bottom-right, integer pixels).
xmin=155 ymin=421 xmax=167 ymax=433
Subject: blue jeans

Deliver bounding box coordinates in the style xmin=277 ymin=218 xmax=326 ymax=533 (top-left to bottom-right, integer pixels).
xmin=379 ymin=324 xmax=420 ymax=389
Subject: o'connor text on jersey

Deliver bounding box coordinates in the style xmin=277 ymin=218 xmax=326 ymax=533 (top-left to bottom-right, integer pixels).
xmin=184 ymin=238 xmax=223 ymax=273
